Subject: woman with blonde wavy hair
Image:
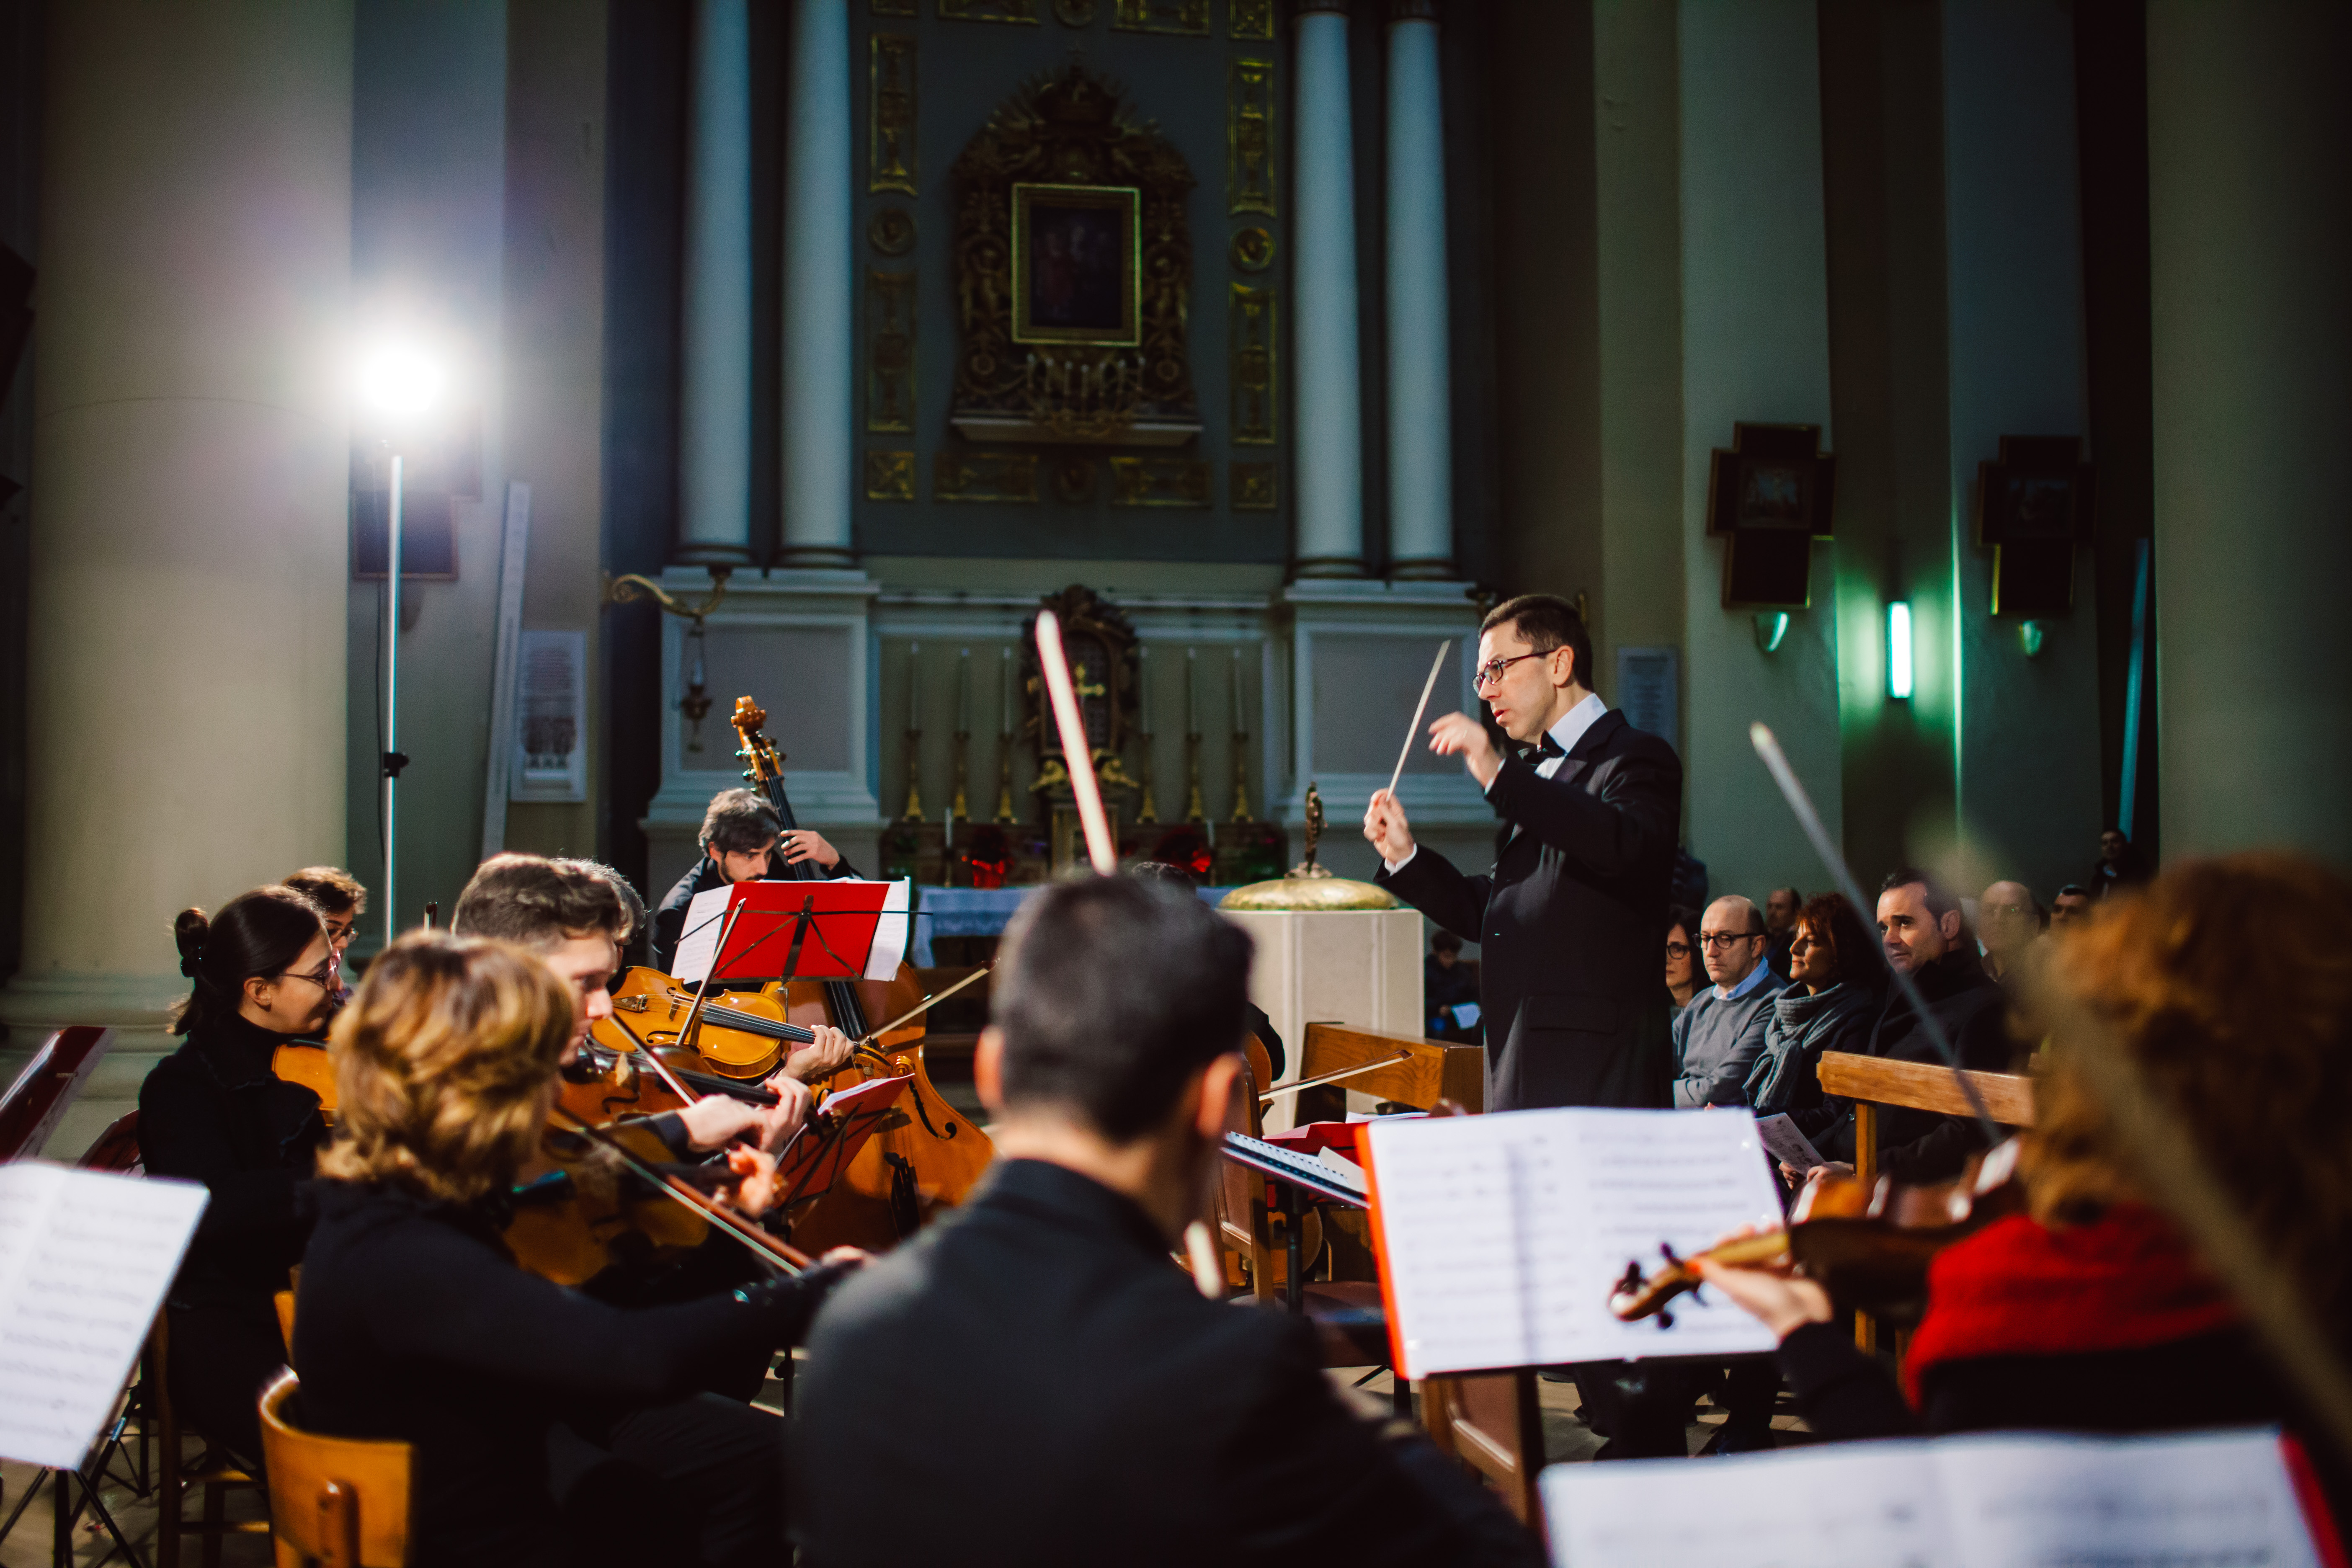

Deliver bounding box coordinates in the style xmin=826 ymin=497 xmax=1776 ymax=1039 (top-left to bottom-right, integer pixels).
xmin=1702 ymin=854 xmax=2352 ymax=1505
xmin=294 ymin=932 xmax=857 ymax=1568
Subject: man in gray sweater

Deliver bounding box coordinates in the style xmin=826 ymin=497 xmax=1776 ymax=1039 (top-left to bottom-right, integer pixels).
xmin=1671 ymin=895 xmax=1786 ymax=1108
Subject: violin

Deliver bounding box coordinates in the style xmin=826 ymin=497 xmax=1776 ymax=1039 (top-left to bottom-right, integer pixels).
xmin=597 ymin=965 xmax=819 ymax=1079
xmin=1609 ymin=1139 xmax=2024 ymax=1329
xmin=729 ymin=697 xmax=998 ymax=1247
xmin=272 ymin=1038 xmax=338 ymax=1122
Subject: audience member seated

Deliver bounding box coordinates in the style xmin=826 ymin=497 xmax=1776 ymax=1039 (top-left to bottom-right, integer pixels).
xmin=1762 ymin=886 xmax=1803 ymax=981
xmin=1976 ymin=879 xmax=2047 ymax=984
xmin=1745 ymin=892 xmax=1883 ymax=1116
xmin=1670 ymin=896 xmax=1785 ymax=1108
xmin=1784 ymin=869 xmax=2014 ymax=1185
xmin=2051 ymin=884 xmax=2096 ymax=928
xmin=1702 ymin=853 xmax=2352 ymax=1516
xmin=139 ymin=885 xmax=338 ymax=1463
xmin=1663 ymin=904 xmax=1702 ymax=1018
xmin=2090 ymin=827 xmax=2152 ymax=900
xmin=1424 ymin=928 xmax=1482 ymax=1042
xmin=789 ymin=876 xmax=1542 ymax=1568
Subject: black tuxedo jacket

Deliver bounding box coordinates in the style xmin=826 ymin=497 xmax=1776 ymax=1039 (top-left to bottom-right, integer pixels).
xmin=1376 ymin=708 xmax=1682 ymax=1112
xmin=788 ymin=1159 xmax=1541 ymax=1568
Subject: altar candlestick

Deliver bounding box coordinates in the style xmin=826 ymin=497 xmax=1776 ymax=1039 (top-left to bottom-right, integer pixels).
xmin=908 ymin=642 xmax=921 ymax=731
xmin=1000 ymin=647 xmax=1015 ymax=734
xmin=1186 ymin=647 xmax=1198 ymax=737
xmin=1138 ymin=646 xmax=1153 ymax=734
xmin=1230 ymin=649 xmax=1245 ymax=733
xmin=957 ymin=648 xmax=971 ymax=735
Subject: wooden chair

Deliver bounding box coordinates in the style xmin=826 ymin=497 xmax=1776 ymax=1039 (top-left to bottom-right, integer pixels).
xmin=1817 ymin=1050 xmax=2036 ymax=1351
xmin=1288 ymin=1023 xmax=1485 ymax=1124
xmin=153 ymin=1313 xmax=272 ymax=1568
xmin=258 ymin=1369 xmax=412 ymax=1568
xmin=276 ymin=1292 xmax=299 ymax=1367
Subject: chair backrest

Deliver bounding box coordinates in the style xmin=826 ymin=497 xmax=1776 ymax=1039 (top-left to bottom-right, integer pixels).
xmin=0 ymin=1025 xmax=114 ymax=1161
xmin=78 ymin=1109 xmax=143 ymax=1172
xmin=258 ymin=1369 xmax=412 ymax=1568
xmin=1212 ymin=1057 xmax=1323 ymax=1300
xmin=1817 ymin=1050 xmax=2035 ymax=1351
xmin=275 ymin=1291 xmax=298 ymax=1364
xmin=1293 ymin=1024 xmax=1483 ymax=1123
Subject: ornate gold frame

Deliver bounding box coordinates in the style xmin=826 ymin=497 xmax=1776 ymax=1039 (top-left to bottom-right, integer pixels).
xmin=1008 ymin=183 xmax=1142 ymax=347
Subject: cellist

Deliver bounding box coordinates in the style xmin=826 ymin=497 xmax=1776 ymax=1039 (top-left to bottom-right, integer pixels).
xmin=296 ymin=929 xmax=862 ymax=1568
xmin=649 ymin=788 xmax=854 ymax=975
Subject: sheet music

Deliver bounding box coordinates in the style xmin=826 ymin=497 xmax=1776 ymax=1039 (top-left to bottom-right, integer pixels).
xmin=1753 ymin=1112 xmax=1826 ymax=1173
xmin=1366 ymin=1109 xmax=1783 ymax=1377
xmin=860 ymin=879 xmax=910 ymax=982
xmin=0 ymin=1163 xmax=208 ymax=1469
xmin=1541 ymin=1429 xmax=2321 ymax=1568
xmin=671 ymin=884 xmax=734 ymax=985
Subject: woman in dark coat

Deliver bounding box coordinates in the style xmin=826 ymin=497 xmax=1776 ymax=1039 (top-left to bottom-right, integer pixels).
xmin=137 ymin=885 xmax=337 ymax=1463
xmin=1743 ymin=892 xmax=1882 ymax=1115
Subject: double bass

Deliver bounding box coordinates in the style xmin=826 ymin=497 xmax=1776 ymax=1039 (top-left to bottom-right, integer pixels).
xmin=729 ymin=696 xmax=994 ymax=1247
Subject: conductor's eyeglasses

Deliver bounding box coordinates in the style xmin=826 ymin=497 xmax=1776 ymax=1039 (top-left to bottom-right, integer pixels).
xmin=1471 ymin=652 xmax=1544 ymax=689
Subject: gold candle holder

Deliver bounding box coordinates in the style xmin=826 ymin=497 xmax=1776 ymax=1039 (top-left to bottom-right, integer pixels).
xmin=900 ymin=727 xmax=924 ymax=821
xmin=1184 ymin=732 xmax=1207 ymax=823
xmin=950 ymin=730 xmax=970 ymax=823
xmin=993 ymin=730 xmax=1017 ymax=823
xmin=1137 ymin=730 xmax=1161 ymax=825
xmin=1230 ymin=724 xmax=1251 ymax=823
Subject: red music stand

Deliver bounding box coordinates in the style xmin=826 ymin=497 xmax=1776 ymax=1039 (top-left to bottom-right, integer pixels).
xmin=773 ymin=1074 xmax=908 ymax=1219
xmin=674 ymin=879 xmax=907 ymax=985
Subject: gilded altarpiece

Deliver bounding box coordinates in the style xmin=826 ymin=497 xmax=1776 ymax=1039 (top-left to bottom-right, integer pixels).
xmin=948 ymin=65 xmax=1201 ymax=447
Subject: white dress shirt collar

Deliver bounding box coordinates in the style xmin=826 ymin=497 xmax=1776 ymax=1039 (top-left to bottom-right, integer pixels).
xmin=1544 ymin=691 xmax=1609 ymax=764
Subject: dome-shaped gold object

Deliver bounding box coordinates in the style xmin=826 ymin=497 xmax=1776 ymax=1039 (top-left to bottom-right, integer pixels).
xmin=1218 ymin=876 xmax=1400 ymax=912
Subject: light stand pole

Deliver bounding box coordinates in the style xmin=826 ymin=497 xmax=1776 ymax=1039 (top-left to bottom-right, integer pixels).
xmin=382 ymin=449 xmax=409 ymax=954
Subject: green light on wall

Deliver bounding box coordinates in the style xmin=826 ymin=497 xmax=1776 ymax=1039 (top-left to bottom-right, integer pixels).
xmin=1887 ymin=601 xmax=1914 ymax=699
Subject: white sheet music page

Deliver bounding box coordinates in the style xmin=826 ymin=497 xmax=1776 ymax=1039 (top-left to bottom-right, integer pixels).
xmin=1933 ymin=1429 xmax=2324 ymax=1567
xmin=1543 ymin=1440 xmax=1958 ymax=1568
xmin=0 ymin=1163 xmax=208 ymax=1469
xmin=859 ymin=879 xmax=912 ymax=982
xmin=1365 ymin=1108 xmax=1782 ymax=1377
xmin=670 ymin=884 xmax=735 ymax=985
xmin=1541 ymin=1429 xmax=2324 ymax=1568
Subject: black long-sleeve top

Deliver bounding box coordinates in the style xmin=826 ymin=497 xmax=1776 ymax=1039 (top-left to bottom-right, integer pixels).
xmin=294 ymin=1179 xmax=844 ymax=1568
xmin=137 ymin=1011 xmax=328 ymax=1308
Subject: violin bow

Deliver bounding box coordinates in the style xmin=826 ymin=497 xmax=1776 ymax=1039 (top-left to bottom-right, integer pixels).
xmin=846 ymin=961 xmax=995 ymax=1068
xmin=547 ymin=1106 xmax=815 ymax=1276
xmin=1034 ymin=609 xmax=1117 ymax=875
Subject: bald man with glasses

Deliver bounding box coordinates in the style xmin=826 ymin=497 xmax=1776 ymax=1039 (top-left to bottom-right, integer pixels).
xmin=1364 ymin=594 xmax=1682 ymax=1113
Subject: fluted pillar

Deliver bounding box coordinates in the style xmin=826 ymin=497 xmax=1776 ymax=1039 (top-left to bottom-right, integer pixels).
xmin=0 ymin=0 xmax=352 ymax=1049
xmin=779 ymin=0 xmax=856 ymax=567
xmin=1292 ymin=0 xmax=1366 ymax=578
xmin=2148 ymin=1 xmax=2352 ymax=861
xmin=1385 ymin=0 xmax=1453 ymax=578
xmin=676 ymin=0 xmax=755 ymax=565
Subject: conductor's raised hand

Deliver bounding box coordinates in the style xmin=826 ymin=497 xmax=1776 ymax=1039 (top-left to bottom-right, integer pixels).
xmin=1427 ymin=711 xmax=1503 ymax=789
xmin=1363 ymin=789 xmax=1415 ymax=865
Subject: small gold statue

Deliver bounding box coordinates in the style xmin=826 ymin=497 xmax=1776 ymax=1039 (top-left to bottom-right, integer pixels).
xmin=1287 ymin=781 xmax=1333 ymax=880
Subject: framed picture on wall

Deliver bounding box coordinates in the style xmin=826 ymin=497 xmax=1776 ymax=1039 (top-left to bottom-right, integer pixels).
xmin=1010 ymin=183 xmax=1142 ymax=347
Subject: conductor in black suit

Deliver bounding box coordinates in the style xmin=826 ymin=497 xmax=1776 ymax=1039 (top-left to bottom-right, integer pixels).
xmin=1365 ymin=594 xmax=1682 ymax=1114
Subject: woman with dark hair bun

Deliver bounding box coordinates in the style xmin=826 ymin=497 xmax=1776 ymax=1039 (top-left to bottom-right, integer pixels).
xmin=1743 ymin=892 xmax=1883 ymax=1116
xmin=138 ymin=884 xmax=337 ymax=1464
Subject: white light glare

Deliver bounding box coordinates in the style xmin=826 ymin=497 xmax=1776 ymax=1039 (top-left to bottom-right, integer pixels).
xmin=1887 ymin=601 xmax=1914 ymax=700
xmin=358 ymin=345 xmax=443 ymax=417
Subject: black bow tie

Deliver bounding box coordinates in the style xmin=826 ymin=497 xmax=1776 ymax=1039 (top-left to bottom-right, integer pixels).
xmin=1521 ymin=736 xmax=1566 ymax=764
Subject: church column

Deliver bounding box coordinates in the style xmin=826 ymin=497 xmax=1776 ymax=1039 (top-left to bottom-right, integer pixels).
xmin=2146 ymin=1 xmax=2352 ymax=861
xmin=1384 ymin=0 xmax=1453 ymax=579
xmin=777 ymin=0 xmax=856 ymax=567
xmin=1291 ymin=0 xmax=1366 ymax=578
xmin=0 ymin=0 xmax=351 ymax=1059
xmin=675 ymin=0 xmax=754 ymax=565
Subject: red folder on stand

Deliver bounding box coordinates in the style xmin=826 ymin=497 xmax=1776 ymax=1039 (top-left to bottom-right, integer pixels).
xmin=673 ymin=878 xmax=910 ymax=985
xmin=773 ymin=1075 xmax=908 ymax=1222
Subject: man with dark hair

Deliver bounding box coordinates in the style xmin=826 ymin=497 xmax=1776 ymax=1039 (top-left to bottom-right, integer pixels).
xmin=1362 ymin=592 xmax=1681 ymax=1111
xmin=2051 ymin=883 xmax=2095 ymax=928
xmin=284 ymin=865 xmax=367 ymax=961
xmin=790 ymin=877 xmax=1540 ymax=1568
xmin=1784 ymin=868 xmax=2013 ymax=1186
xmin=1762 ymin=885 xmax=1803 ymax=980
xmin=650 ymin=789 xmax=854 ymax=974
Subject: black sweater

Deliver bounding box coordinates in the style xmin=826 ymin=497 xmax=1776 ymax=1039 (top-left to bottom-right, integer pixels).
xmin=137 ymin=1011 xmax=328 ymax=1308
xmin=294 ymin=1180 xmax=843 ymax=1568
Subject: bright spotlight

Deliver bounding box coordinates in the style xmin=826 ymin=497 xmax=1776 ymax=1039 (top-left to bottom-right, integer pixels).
xmin=358 ymin=345 xmax=443 ymax=418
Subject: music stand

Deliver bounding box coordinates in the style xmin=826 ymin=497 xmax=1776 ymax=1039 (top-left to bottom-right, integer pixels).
xmin=772 ymin=1075 xmax=909 ymax=1220
xmin=673 ymin=879 xmax=909 ymax=986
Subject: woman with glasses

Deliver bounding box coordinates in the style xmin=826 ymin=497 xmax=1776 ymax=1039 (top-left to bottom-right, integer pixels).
xmin=139 ymin=884 xmax=340 ymax=1465
xmin=1663 ymin=905 xmax=1702 ymax=1017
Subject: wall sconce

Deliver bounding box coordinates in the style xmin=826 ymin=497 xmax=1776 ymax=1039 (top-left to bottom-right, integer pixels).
xmin=1752 ymin=611 xmax=1789 ymax=654
xmin=1887 ymin=601 xmax=1914 ymax=699
xmin=2019 ymin=620 xmax=2046 ymax=659
xmin=603 ymin=565 xmax=733 ymax=751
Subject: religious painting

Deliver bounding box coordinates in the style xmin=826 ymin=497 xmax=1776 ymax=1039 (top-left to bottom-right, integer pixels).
xmin=1706 ymin=423 xmax=1836 ymax=608
xmin=1010 ymin=183 xmax=1141 ymax=347
xmin=1976 ymin=436 xmax=2096 ymax=616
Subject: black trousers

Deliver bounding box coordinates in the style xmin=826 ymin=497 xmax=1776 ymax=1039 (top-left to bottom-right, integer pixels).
xmin=165 ymin=1300 xmax=287 ymax=1467
xmin=1573 ymin=1357 xmax=1781 ymax=1457
xmin=551 ymin=1393 xmax=784 ymax=1568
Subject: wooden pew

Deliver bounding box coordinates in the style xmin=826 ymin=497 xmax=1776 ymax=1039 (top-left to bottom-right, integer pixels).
xmin=1816 ymin=1050 xmax=2036 ymax=1351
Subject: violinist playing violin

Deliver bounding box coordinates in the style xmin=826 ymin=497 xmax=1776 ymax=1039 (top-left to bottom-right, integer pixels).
xmin=139 ymin=884 xmax=340 ymax=1465
xmin=1695 ymin=854 xmax=2352 ymax=1513
xmin=650 ymin=788 xmax=853 ymax=976
xmin=295 ymin=930 xmax=861 ymax=1568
